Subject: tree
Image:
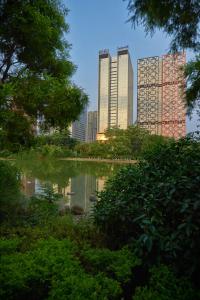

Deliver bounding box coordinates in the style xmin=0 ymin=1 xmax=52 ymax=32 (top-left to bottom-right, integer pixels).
xmin=105 ymin=126 xmax=167 ymax=158
xmin=125 ymin=0 xmax=200 ymax=111
xmin=94 ymin=137 xmax=200 ymax=282
xmin=185 ymin=54 xmax=200 ymax=117
xmin=0 ymin=0 xmax=88 ymax=151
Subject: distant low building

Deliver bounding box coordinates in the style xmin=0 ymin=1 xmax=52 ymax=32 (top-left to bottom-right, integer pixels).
xmin=70 ymin=107 xmax=87 ymax=142
xmin=86 ymin=111 xmax=97 ymax=142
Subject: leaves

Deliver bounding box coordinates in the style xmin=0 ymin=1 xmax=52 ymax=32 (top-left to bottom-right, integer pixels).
xmin=94 ymin=137 xmax=200 ymax=279
xmin=0 ymin=0 xmax=88 ymax=150
xmin=125 ymin=0 xmax=200 ymax=112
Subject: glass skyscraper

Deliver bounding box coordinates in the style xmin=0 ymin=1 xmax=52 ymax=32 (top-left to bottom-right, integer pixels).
xmin=98 ymin=47 xmax=133 ymax=135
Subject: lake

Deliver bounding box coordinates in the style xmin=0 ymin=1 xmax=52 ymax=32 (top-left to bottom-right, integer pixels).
xmin=13 ymin=159 xmax=123 ymax=214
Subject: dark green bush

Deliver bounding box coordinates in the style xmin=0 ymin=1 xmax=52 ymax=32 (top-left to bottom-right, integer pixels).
xmin=0 ymin=150 xmax=13 ymax=158
xmin=35 ymin=131 xmax=77 ymax=149
xmin=134 ymin=265 xmax=199 ymax=300
xmin=1 ymin=238 xmax=133 ymax=300
xmin=80 ymin=246 xmax=141 ymax=283
xmin=94 ymin=138 xmax=200 ymax=282
xmin=75 ymin=125 xmax=169 ymax=159
xmin=0 ymin=161 xmax=23 ymax=222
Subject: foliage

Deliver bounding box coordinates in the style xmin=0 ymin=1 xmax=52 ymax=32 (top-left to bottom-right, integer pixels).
xmin=0 ymin=110 xmax=35 ymax=152
xmin=134 ymin=265 xmax=199 ymax=300
xmin=14 ymin=158 xmax=121 ymax=189
xmin=75 ymin=141 xmax=111 ymax=158
xmin=35 ymin=130 xmax=78 ymax=149
xmin=185 ymin=54 xmax=200 ymax=117
xmin=32 ymin=144 xmax=73 ymax=158
xmin=75 ymin=125 xmax=168 ymax=159
xmin=0 ymin=0 xmax=88 ymax=150
xmin=0 ymin=161 xmax=23 ymax=222
xmin=1 ymin=158 xmax=199 ymax=299
xmin=94 ymin=138 xmax=200 ymax=282
xmin=0 ymin=204 xmax=142 ymax=300
xmin=0 ymin=237 xmax=123 ymax=300
xmin=125 ymin=0 xmax=200 ymax=114
xmin=80 ymin=246 xmax=141 ymax=284
xmin=0 ymin=149 xmax=13 ymax=158
xmin=125 ymin=0 xmax=200 ymax=52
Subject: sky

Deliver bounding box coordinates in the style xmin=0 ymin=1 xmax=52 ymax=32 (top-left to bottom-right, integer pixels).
xmin=65 ymin=0 xmax=198 ymax=132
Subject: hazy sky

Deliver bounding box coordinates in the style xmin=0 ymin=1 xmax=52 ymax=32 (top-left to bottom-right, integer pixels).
xmin=65 ymin=0 xmax=198 ymax=132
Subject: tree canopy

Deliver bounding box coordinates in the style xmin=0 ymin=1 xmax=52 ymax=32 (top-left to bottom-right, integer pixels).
xmin=0 ymin=0 xmax=88 ymax=151
xmin=125 ymin=0 xmax=200 ymax=113
xmin=75 ymin=125 xmax=168 ymax=159
xmin=125 ymin=0 xmax=200 ymax=52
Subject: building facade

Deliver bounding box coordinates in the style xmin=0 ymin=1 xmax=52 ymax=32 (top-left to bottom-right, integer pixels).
xmin=137 ymin=52 xmax=186 ymax=138
xmin=86 ymin=111 xmax=97 ymax=142
xmin=70 ymin=107 xmax=87 ymax=142
xmin=98 ymin=47 xmax=133 ymax=135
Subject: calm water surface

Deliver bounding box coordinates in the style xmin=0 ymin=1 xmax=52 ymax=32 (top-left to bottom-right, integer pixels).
xmin=14 ymin=159 xmax=123 ymax=214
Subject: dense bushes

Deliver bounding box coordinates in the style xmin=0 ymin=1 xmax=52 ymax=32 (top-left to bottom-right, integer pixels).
xmin=134 ymin=265 xmax=199 ymax=300
xmin=35 ymin=130 xmax=78 ymax=149
xmin=1 ymin=137 xmax=200 ymax=298
xmin=0 ymin=130 xmax=77 ymax=158
xmin=75 ymin=126 xmax=168 ymax=159
xmin=94 ymin=138 xmax=200 ymax=283
xmin=0 ymin=161 xmax=23 ymax=222
xmin=0 ymin=218 xmax=141 ymax=300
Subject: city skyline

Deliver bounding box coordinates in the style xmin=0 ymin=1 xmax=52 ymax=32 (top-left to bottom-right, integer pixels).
xmin=66 ymin=0 xmax=198 ymax=133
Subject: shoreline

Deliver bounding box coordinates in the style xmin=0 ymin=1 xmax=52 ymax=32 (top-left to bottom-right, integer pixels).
xmin=0 ymin=157 xmax=137 ymax=164
xmin=59 ymin=157 xmax=137 ymax=164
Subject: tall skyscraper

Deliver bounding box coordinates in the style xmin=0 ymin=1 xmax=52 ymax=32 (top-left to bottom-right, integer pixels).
xmin=137 ymin=52 xmax=186 ymax=138
xmin=70 ymin=107 xmax=87 ymax=142
xmin=98 ymin=47 xmax=133 ymax=136
xmin=86 ymin=111 xmax=97 ymax=142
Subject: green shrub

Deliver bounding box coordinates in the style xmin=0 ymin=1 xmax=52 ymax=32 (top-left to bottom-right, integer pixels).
xmin=75 ymin=126 xmax=169 ymax=159
xmin=80 ymin=246 xmax=141 ymax=283
xmin=0 ymin=238 xmax=21 ymax=255
xmin=46 ymin=215 xmax=105 ymax=247
xmin=134 ymin=265 xmax=199 ymax=300
xmin=0 ymin=161 xmax=23 ymax=222
xmin=0 ymin=150 xmax=13 ymax=158
xmin=49 ymin=273 xmax=121 ymax=300
xmin=35 ymin=131 xmax=77 ymax=149
xmin=38 ymin=144 xmax=65 ymax=157
xmin=0 ymin=238 xmax=122 ymax=300
xmin=94 ymin=138 xmax=200 ymax=281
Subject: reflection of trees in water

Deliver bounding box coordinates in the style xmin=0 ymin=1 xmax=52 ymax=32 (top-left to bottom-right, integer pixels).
xmin=21 ymin=175 xmax=35 ymax=197
xmin=15 ymin=159 xmax=121 ymax=188
xmin=14 ymin=159 xmax=122 ymax=214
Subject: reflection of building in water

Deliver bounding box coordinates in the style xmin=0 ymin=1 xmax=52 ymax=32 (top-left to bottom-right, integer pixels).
xmin=35 ymin=179 xmax=44 ymax=194
xmin=20 ymin=172 xmax=107 ymax=214
xmin=96 ymin=176 xmax=106 ymax=192
xmin=70 ymin=175 xmax=97 ymax=213
xmin=21 ymin=175 xmax=35 ymax=197
xmin=52 ymin=179 xmax=71 ymax=198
